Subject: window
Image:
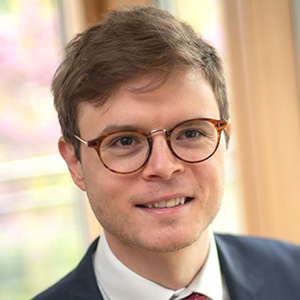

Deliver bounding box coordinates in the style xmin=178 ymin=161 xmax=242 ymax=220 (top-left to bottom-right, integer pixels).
xmin=0 ymin=1 xmax=87 ymax=298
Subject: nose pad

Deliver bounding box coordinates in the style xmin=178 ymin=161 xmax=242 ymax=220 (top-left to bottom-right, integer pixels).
xmin=142 ymin=133 xmax=184 ymax=180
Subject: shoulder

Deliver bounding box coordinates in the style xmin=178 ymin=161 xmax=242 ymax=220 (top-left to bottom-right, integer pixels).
xmin=214 ymin=234 xmax=300 ymax=298
xmin=215 ymin=233 xmax=300 ymax=273
xmin=32 ymin=272 xmax=73 ymax=300
xmin=32 ymin=238 xmax=102 ymax=300
xmin=215 ymin=233 xmax=300 ymax=255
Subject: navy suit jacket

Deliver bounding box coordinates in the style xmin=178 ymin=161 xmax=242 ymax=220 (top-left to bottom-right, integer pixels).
xmin=32 ymin=234 xmax=300 ymax=300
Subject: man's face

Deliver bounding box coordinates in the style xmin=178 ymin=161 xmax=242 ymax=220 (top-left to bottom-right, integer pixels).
xmin=65 ymin=70 xmax=227 ymax=254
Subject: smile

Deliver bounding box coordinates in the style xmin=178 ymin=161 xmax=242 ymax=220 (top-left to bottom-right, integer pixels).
xmin=140 ymin=197 xmax=192 ymax=209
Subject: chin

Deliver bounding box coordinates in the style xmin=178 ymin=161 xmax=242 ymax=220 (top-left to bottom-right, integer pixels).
xmin=138 ymin=230 xmax=205 ymax=254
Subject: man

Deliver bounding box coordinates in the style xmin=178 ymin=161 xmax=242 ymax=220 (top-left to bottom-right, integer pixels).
xmin=33 ymin=6 xmax=300 ymax=300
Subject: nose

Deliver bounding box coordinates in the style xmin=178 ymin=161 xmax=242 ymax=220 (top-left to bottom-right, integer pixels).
xmin=141 ymin=132 xmax=184 ymax=181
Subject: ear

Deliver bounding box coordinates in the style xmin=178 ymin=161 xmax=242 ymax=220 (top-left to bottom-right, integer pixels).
xmin=224 ymin=119 xmax=232 ymax=149
xmin=227 ymin=119 xmax=232 ymax=138
xmin=58 ymin=136 xmax=86 ymax=191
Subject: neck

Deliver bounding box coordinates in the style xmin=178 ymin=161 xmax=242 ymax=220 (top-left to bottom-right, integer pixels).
xmin=105 ymin=229 xmax=210 ymax=290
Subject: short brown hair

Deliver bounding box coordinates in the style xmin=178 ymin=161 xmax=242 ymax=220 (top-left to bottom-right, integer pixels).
xmin=52 ymin=6 xmax=229 ymax=159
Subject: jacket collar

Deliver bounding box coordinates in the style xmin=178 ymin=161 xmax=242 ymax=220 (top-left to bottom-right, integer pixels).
xmin=70 ymin=237 xmax=103 ymax=300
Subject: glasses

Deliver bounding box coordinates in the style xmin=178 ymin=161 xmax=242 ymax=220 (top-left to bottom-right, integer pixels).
xmin=74 ymin=118 xmax=228 ymax=174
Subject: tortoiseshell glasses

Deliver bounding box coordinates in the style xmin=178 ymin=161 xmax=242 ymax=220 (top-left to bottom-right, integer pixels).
xmin=74 ymin=118 xmax=228 ymax=174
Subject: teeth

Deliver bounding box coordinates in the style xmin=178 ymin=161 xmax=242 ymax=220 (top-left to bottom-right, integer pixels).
xmin=145 ymin=197 xmax=187 ymax=209
xmin=167 ymin=199 xmax=175 ymax=207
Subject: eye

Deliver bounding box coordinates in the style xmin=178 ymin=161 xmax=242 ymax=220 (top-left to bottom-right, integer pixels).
xmin=177 ymin=129 xmax=203 ymax=140
xmin=101 ymin=133 xmax=147 ymax=159
xmin=117 ymin=136 xmax=134 ymax=146
xmin=101 ymin=130 xmax=148 ymax=153
xmin=110 ymin=135 xmax=141 ymax=148
xmin=182 ymin=130 xmax=201 ymax=139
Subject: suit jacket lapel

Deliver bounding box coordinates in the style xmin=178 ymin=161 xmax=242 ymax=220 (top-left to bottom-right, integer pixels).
xmin=215 ymin=234 xmax=264 ymax=300
xmin=70 ymin=238 xmax=104 ymax=300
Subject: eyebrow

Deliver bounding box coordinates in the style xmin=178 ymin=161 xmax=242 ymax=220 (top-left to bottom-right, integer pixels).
xmin=95 ymin=116 xmax=210 ymax=138
xmin=97 ymin=124 xmax=146 ymax=137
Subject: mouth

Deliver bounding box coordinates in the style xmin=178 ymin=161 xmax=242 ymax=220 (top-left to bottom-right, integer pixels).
xmin=137 ymin=197 xmax=193 ymax=209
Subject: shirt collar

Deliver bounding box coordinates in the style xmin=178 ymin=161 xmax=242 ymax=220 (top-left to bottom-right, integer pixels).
xmin=93 ymin=229 xmax=225 ymax=300
xmin=183 ymin=230 xmax=224 ymax=300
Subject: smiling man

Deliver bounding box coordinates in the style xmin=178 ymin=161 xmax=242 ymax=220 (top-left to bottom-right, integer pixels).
xmin=33 ymin=6 xmax=300 ymax=300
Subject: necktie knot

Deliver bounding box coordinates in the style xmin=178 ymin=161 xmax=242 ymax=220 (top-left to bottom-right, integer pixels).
xmin=183 ymin=293 xmax=207 ymax=300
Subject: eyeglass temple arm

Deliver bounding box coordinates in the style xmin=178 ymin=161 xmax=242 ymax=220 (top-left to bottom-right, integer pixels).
xmin=74 ymin=135 xmax=88 ymax=146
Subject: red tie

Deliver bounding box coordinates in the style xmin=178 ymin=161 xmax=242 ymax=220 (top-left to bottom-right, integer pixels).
xmin=183 ymin=293 xmax=207 ymax=300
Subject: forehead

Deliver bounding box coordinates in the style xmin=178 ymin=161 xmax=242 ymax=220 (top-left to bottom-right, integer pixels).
xmin=78 ymin=70 xmax=219 ymax=137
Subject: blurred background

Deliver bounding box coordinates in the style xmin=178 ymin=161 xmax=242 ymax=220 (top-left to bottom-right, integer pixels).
xmin=0 ymin=0 xmax=299 ymax=299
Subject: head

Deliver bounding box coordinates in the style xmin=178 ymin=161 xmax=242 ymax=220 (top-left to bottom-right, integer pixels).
xmin=52 ymin=6 xmax=229 ymax=161
xmin=55 ymin=6 xmax=230 ymax=257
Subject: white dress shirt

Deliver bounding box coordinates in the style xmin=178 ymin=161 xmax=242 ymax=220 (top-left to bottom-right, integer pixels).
xmin=93 ymin=229 xmax=230 ymax=300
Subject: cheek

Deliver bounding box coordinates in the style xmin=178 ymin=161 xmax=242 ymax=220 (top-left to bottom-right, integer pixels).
xmin=82 ymin=162 xmax=131 ymax=215
xmin=80 ymin=156 xmax=114 ymax=214
xmin=194 ymin=150 xmax=226 ymax=187
xmin=192 ymin=147 xmax=226 ymax=206
xmin=83 ymin=174 xmax=117 ymax=227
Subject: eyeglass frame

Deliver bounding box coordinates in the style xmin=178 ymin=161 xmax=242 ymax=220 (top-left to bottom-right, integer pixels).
xmin=74 ymin=118 xmax=228 ymax=174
